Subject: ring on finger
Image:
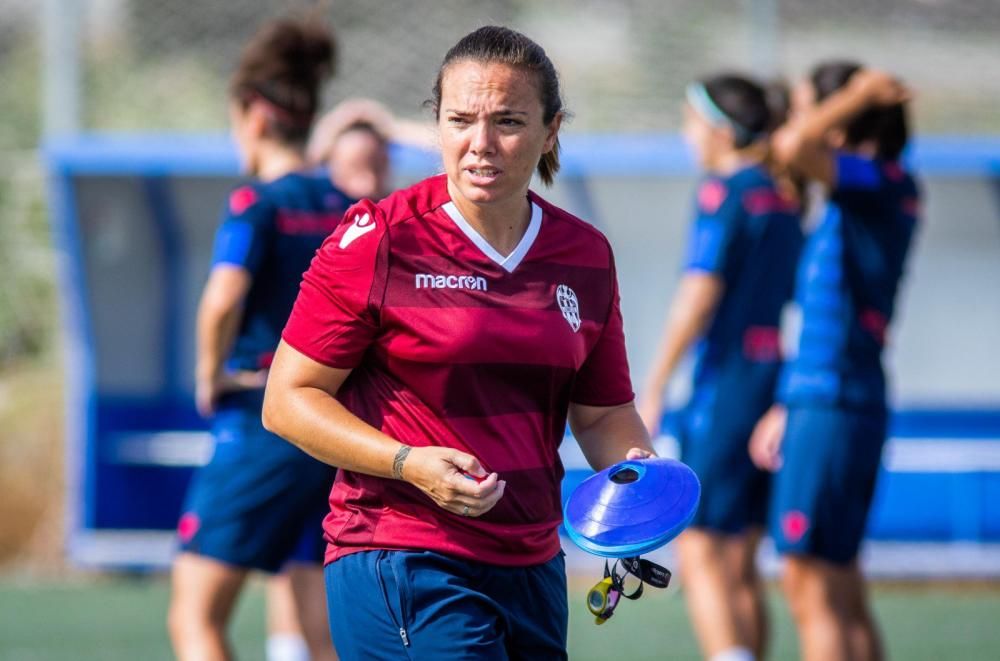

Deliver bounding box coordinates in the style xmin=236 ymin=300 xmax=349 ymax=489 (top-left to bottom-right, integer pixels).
xmin=461 ymin=505 xmax=470 ymax=517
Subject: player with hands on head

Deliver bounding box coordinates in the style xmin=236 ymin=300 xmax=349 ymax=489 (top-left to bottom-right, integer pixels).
xmin=308 ymin=96 xmax=437 ymax=201
xmin=750 ymin=62 xmax=918 ymax=661
xmin=264 ymin=25 xmax=654 ymax=660
xmin=169 ymin=16 xmax=346 ymax=661
xmin=637 ymin=73 xmax=803 ymax=661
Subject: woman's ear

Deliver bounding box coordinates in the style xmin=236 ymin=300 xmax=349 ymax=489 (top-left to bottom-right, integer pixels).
xmin=244 ymin=101 xmax=271 ymax=140
xmin=542 ymin=111 xmax=564 ymax=153
xmin=707 ymin=123 xmax=736 ymax=156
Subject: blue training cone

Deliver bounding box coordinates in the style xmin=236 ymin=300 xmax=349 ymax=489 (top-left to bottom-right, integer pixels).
xmin=564 ymin=458 xmax=701 ymax=558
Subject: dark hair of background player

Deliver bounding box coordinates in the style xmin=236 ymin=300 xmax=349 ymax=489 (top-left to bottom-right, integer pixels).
xmin=229 ymin=18 xmax=336 ymax=146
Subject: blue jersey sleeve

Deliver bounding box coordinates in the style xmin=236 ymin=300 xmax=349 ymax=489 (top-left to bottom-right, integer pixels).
xmin=211 ymin=185 xmax=274 ymax=273
xmin=684 ymin=178 xmax=742 ymax=276
xmin=834 ymin=153 xmax=882 ymax=191
xmin=832 ymin=152 xmax=913 ymax=221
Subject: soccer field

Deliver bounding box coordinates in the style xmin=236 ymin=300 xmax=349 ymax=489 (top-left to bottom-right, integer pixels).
xmin=1 ymin=576 xmax=998 ymax=660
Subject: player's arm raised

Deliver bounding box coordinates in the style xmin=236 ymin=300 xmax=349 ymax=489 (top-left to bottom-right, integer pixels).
xmin=772 ymin=69 xmax=911 ymax=187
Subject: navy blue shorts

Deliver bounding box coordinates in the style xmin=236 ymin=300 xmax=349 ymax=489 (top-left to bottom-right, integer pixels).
xmin=177 ymin=404 xmax=336 ymax=573
xmin=325 ymin=550 xmax=568 ymax=660
xmin=769 ymin=403 xmax=888 ymax=565
xmin=679 ymin=370 xmax=775 ymax=534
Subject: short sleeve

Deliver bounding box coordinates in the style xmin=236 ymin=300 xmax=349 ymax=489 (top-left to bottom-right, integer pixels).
xmin=831 ymin=153 xmax=904 ymax=219
xmin=570 ymin=251 xmax=635 ymax=406
xmin=211 ymin=185 xmax=273 ymax=273
xmin=683 ymin=178 xmax=741 ymax=276
xmin=281 ymin=200 xmax=388 ymax=369
xmin=834 ymin=153 xmax=882 ymax=191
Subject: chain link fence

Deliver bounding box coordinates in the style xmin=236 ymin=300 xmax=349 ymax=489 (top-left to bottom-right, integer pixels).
xmin=3 ymin=0 xmax=1000 ymax=147
xmin=1 ymin=0 xmax=1000 ymax=364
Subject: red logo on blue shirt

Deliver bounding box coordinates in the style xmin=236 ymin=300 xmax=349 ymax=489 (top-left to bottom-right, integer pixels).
xmin=782 ymin=510 xmax=810 ymax=543
xmin=882 ymin=161 xmax=905 ymax=182
xmin=859 ymin=308 xmax=889 ymax=346
xmin=177 ymin=512 xmax=201 ymax=543
xmin=229 ymin=186 xmax=259 ymax=215
xmin=698 ymin=180 xmax=728 ymax=214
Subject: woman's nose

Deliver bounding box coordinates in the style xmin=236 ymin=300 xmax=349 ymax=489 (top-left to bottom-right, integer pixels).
xmin=469 ymin=121 xmax=496 ymax=155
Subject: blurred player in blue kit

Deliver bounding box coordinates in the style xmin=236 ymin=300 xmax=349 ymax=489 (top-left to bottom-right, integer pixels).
xmin=750 ymin=63 xmax=918 ymax=661
xmin=168 ymin=17 xmax=347 ymax=661
xmin=263 ymin=99 xmax=400 ymax=661
xmin=639 ymin=73 xmax=803 ymax=661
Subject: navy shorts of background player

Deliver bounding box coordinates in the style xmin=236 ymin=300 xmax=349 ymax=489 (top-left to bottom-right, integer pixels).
xmin=679 ymin=163 xmax=802 ymax=534
xmin=177 ymin=172 xmax=352 ymax=572
xmin=772 ymin=153 xmax=919 ymax=565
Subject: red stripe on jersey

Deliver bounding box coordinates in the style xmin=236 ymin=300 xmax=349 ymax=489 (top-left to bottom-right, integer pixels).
xmin=323 ymin=467 xmax=564 ymax=566
xmin=743 ymin=188 xmax=799 ymax=216
xmin=275 ymin=209 xmax=343 ymax=236
xmin=381 ymin=307 xmax=596 ymax=367
xmin=742 ymin=326 xmax=782 ymax=361
xmin=447 ymin=412 xmax=565 ymax=473
xmin=382 ymin=356 xmax=576 ymax=417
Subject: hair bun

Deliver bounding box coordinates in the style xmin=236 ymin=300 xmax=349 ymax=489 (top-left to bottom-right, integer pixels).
xmin=229 ymin=17 xmax=336 ymax=144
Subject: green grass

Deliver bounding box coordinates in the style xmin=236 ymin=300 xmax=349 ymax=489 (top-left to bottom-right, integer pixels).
xmin=0 ymin=576 xmax=998 ymax=660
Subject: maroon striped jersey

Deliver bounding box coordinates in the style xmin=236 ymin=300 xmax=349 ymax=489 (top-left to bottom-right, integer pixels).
xmin=282 ymin=174 xmax=634 ymax=566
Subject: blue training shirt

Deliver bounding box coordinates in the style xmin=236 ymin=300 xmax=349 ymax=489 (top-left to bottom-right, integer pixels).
xmin=684 ymin=164 xmax=803 ymax=401
xmin=211 ymin=172 xmax=353 ymax=374
xmin=779 ymin=153 xmax=920 ymax=407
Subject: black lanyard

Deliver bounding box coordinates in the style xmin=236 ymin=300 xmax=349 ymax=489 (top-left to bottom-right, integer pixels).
xmin=587 ymin=556 xmax=672 ymax=624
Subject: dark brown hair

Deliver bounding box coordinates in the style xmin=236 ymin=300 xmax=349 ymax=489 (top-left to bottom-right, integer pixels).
xmin=700 ymin=73 xmax=806 ymax=208
xmin=810 ymin=60 xmax=909 ymax=160
xmin=700 ymin=73 xmax=775 ymax=148
xmin=229 ymin=18 xmax=335 ymax=145
xmin=430 ymin=26 xmax=564 ymax=186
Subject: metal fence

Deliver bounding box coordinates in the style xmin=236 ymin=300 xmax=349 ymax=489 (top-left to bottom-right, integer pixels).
xmin=2 ymin=0 xmax=1000 ymax=147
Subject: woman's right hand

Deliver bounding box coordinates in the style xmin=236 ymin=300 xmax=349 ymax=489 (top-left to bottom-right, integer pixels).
xmin=400 ymin=447 xmax=506 ymax=518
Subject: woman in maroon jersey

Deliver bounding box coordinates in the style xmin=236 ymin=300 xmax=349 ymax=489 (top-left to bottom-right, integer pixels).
xmin=264 ymin=26 xmax=655 ymax=659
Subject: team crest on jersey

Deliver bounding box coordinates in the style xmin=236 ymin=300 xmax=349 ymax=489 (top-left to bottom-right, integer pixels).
xmin=556 ymin=284 xmax=581 ymax=333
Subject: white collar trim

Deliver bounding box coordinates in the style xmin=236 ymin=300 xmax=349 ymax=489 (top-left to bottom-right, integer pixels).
xmin=442 ymin=200 xmax=542 ymax=273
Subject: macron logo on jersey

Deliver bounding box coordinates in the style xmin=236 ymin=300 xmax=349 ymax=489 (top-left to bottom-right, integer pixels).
xmin=339 ymin=213 xmax=376 ymax=249
xmin=415 ymin=273 xmax=489 ymax=291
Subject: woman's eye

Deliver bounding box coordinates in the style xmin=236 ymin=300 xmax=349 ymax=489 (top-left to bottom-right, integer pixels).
xmin=498 ymin=118 xmax=523 ymax=127
xmin=448 ymin=116 xmax=470 ymax=125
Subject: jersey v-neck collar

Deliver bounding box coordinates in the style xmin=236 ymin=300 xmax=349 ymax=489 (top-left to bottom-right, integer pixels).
xmin=441 ymin=199 xmax=542 ymax=274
